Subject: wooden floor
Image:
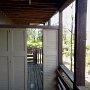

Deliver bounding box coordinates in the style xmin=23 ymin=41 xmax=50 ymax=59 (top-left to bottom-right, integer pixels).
xmin=28 ymin=63 xmax=43 ymax=90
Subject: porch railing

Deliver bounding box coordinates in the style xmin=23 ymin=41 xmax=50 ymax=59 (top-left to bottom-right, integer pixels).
xmin=56 ymin=65 xmax=87 ymax=90
xmin=36 ymin=48 xmax=43 ymax=64
xmin=27 ymin=48 xmax=43 ymax=64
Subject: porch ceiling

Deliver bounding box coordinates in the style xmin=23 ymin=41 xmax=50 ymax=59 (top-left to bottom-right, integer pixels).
xmin=0 ymin=0 xmax=73 ymax=25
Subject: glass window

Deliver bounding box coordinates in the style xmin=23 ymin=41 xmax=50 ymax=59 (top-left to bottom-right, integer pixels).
xmin=62 ymin=2 xmax=75 ymax=72
xmin=51 ymin=12 xmax=59 ymax=26
xmin=85 ymin=0 xmax=90 ymax=89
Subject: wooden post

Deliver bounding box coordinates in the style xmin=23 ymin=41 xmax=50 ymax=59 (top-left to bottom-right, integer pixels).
xmin=37 ymin=49 xmax=39 ymax=63
xmin=40 ymin=48 xmax=42 ymax=64
xmin=34 ymin=49 xmax=37 ymax=64
xmin=74 ymin=0 xmax=87 ymax=88
xmin=42 ymin=47 xmax=43 ymax=64
xmin=58 ymin=11 xmax=63 ymax=65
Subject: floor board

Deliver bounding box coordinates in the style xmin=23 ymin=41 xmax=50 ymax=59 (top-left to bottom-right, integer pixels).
xmin=28 ymin=63 xmax=43 ymax=90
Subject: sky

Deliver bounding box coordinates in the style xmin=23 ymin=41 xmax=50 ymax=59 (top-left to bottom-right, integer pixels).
xmin=86 ymin=0 xmax=90 ymax=43
xmin=62 ymin=0 xmax=90 ymax=32
xmin=87 ymin=0 xmax=90 ymax=31
xmin=51 ymin=1 xmax=75 ymax=30
xmin=51 ymin=0 xmax=89 ymax=30
xmin=51 ymin=0 xmax=90 ymax=42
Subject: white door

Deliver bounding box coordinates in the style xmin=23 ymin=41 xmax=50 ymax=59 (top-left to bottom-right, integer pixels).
xmin=0 ymin=29 xmax=27 ymax=90
xmin=0 ymin=30 xmax=10 ymax=90
xmin=43 ymin=29 xmax=58 ymax=90
xmin=10 ymin=29 xmax=27 ymax=90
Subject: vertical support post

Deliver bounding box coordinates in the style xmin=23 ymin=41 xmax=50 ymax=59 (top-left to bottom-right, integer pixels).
xmin=37 ymin=49 xmax=39 ymax=63
xmin=40 ymin=48 xmax=42 ymax=64
xmin=58 ymin=11 xmax=63 ymax=65
xmin=74 ymin=0 xmax=87 ymax=87
xmin=34 ymin=49 xmax=37 ymax=64
xmin=41 ymin=48 xmax=43 ymax=64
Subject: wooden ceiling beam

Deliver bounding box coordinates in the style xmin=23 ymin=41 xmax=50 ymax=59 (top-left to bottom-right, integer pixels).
xmin=7 ymin=16 xmax=53 ymax=21
xmin=10 ymin=17 xmax=47 ymax=20
xmin=6 ymin=15 xmax=53 ymax=24
xmin=13 ymin=20 xmax=44 ymax=24
xmin=2 ymin=10 xmax=55 ymax=14
xmin=4 ymin=13 xmax=54 ymax=16
xmin=0 ymin=0 xmax=58 ymax=4
xmin=0 ymin=6 xmax=57 ymax=10
xmin=0 ymin=24 xmax=59 ymax=30
xmin=0 ymin=0 xmax=67 ymax=24
xmin=0 ymin=1 xmax=57 ymax=5
xmin=10 ymin=17 xmax=49 ymax=22
xmin=1 ymin=8 xmax=57 ymax=11
xmin=0 ymin=1 xmax=57 ymax=7
xmin=6 ymin=15 xmax=53 ymax=19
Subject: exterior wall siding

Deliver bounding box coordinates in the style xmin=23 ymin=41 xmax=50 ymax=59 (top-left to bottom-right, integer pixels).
xmin=43 ymin=29 xmax=58 ymax=90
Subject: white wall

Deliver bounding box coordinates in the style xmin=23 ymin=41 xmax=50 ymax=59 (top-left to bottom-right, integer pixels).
xmin=43 ymin=29 xmax=58 ymax=90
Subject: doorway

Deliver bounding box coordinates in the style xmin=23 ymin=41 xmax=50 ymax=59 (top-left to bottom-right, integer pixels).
xmin=27 ymin=28 xmax=43 ymax=90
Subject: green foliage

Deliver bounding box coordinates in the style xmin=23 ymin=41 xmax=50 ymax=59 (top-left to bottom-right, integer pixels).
xmin=27 ymin=40 xmax=42 ymax=48
xmin=86 ymin=44 xmax=90 ymax=51
xmin=86 ymin=44 xmax=90 ymax=65
xmin=86 ymin=54 xmax=90 ymax=65
xmin=27 ymin=28 xmax=42 ymax=48
xmin=63 ymin=27 xmax=90 ymax=65
xmin=63 ymin=28 xmax=74 ymax=57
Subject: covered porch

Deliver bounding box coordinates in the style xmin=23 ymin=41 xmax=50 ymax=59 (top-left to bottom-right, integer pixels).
xmin=0 ymin=0 xmax=88 ymax=90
